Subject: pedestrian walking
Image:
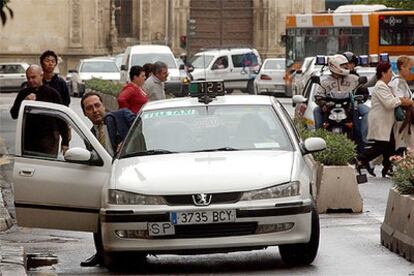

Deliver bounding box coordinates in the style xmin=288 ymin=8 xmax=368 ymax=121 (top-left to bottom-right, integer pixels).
xmin=389 ymin=56 xmax=414 ymax=153
xmin=143 ymin=61 xmax=168 ymax=101
xmin=356 ymin=62 xmax=413 ymax=177
xmin=80 ymin=92 xmax=136 ymax=266
xmin=40 ymin=50 xmax=71 ymax=106
xmin=117 ymin=65 xmax=148 ymax=114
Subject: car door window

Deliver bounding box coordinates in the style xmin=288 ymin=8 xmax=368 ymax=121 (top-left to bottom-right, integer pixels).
xmin=212 ymin=56 xmax=228 ymax=70
xmin=231 ymin=53 xmax=259 ymax=68
xmin=21 ymin=106 xmax=99 ymax=163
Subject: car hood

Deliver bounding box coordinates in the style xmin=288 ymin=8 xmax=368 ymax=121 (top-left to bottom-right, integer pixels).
xmin=112 ymin=151 xmax=293 ymax=195
xmin=79 ymin=72 xmax=120 ymax=81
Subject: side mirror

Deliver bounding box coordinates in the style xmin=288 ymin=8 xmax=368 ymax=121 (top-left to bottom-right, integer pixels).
xmin=64 ymin=147 xmax=102 ymax=165
xmin=292 ymin=95 xmax=307 ymax=105
xmin=358 ymin=76 xmax=368 ymax=85
xmin=120 ymin=64 xmax=127 ymax=71
xmin=310 ymin=76 xmax=321 ymax=85
xmin=301 ymin=137 xmax=326 ymax=154
xmin=179 ymin=64 xmax=185 ymax=70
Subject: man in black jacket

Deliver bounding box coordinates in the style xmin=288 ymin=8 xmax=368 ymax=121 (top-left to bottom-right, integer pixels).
xmin=10 ymin=65 xmax=69 ymax=156
xmin=40 ymin=50 xmax=71 ymax=106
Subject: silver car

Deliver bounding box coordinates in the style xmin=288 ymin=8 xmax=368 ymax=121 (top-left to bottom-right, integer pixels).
xmin=0 ymin=62 xmax=29 ymax=92
xmin=254 ymin=58 xmax=287 ymax=96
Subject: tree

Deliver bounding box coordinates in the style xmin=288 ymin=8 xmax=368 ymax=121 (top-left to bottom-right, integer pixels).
xmin=1 ymin=0 xmax=13 ymax=26
xmin=353 ymin=0 xmax=414 ymax=10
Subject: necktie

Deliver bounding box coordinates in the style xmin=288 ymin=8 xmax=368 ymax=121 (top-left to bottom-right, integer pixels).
xmin=97 ymin=124 xmax=106 ymax=147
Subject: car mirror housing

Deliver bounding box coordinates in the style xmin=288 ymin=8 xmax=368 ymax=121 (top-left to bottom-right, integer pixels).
xmin=301 ymin=137 xmax=326 ymax=154
xmin=120 ymin=64 xmax=127 ymax=71
xmin=64 ymin=147 xmax=103 ymax=166
xmin=292 ymin=95 xmax=307 ymax=104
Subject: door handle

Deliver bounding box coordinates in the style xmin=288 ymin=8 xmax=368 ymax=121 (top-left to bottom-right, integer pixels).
xmin=19 ymin=168 xmax=34 ymax=177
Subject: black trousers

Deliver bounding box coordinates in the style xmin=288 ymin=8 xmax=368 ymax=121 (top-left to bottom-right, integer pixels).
xmin=358 ymin=132 xmax=395 ymax=171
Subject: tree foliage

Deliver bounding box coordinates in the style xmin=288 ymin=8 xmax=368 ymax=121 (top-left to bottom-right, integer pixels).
xmin=353 ymin=0 xmax=414 ymax=10
xmin=1 ymin=0 xmax=13 ymax=26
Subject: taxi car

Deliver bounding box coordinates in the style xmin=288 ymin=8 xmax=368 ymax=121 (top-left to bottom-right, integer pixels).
xmin=12 ymin=88 xmax=325 ymax=269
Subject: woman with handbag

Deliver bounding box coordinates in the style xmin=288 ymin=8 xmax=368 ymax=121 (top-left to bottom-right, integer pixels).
xmin=389 ymin=56 xmax=414 ymax=153
xmin=357 ymin=62 xmax=413 ymax=177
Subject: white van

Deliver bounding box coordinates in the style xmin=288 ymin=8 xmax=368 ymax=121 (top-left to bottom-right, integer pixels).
xmin=120 ymin=45 xmax=186 ymax=96
xmin=190 ymin=48 xmax=261 ymax=94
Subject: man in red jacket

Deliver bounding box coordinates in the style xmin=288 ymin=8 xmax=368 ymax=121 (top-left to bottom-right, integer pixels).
xmin=117 ymin=65 xmax=148 ymax=114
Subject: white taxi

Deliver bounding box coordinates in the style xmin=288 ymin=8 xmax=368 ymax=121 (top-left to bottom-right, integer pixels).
xmin=13 ymin=93 xmax=325 ymax=269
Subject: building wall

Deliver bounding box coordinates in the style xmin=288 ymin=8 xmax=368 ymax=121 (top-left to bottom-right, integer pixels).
xmin=0 ymin=0 xmax=324 ymax=74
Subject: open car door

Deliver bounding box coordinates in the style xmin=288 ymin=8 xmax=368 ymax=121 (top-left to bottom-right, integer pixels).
xmin=13 ymin=100 xmax=112 ymax=232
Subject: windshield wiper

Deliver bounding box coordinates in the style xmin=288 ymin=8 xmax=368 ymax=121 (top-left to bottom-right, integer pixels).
xmin=192 ymin=147 xmax=240 ymax=153
xmin=122 ymin=149 xmax=175 ymax=157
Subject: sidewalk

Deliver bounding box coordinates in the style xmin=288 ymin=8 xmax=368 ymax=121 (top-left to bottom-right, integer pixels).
xmin=0 ymin=138 xmax=27 ymax=275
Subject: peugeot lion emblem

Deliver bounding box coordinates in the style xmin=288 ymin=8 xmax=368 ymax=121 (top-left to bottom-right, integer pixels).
xmin=192 ymin=193 xmax=212 ymax=206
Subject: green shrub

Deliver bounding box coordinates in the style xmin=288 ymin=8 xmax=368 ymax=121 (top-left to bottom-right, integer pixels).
xmin=85 ymin=78 xmax=123 ymax=97
xmin=301 ymin=129 xmax=356 ymax=166
xmin=391 ymin=150 xmax=414 ymax=194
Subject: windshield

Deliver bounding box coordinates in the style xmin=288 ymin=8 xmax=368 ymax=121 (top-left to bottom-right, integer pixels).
xmin=80 ymin=61 xmax=119 ymax=73
xmin=120 ymin=105 xmax=293 ymax=157
xmin=190 ymin=55 xmax=214 ymax=69
xmin=131 ymin=53 xmax=177 ymax=69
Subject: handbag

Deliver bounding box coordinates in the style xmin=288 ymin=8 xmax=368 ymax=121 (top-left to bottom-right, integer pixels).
xmin=395 ymin=106 xmax=406 ymax=122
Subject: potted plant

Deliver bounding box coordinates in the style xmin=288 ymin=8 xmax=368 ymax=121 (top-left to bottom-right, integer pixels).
xmin=381 ymin=150 xmax=414 ymax=262
xmin=300 ymin=128 xmax=362 ymax=213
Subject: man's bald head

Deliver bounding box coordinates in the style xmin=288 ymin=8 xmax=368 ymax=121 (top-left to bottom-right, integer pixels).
xmin=26 ymin=64 xmax=44 ymax=88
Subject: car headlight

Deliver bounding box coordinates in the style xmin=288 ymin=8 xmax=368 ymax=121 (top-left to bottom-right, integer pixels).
xmin=240 ymin=181 xmax=300 ymax=201
xmin=108 ymin=189 xmax=167 ymax=205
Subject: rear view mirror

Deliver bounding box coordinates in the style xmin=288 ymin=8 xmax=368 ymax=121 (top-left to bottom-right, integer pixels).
xmin=310 ymin=76 xmax=321 ymax=85
xmin=302 ymin=137 xmax=326 ymax=154
xmin=292 ymin=95 xmax=307 ymax=105
xmin=120 ymin=64 xmax=127 ymax=71
xmin=358 ymin=76 xmax=368 ymax=85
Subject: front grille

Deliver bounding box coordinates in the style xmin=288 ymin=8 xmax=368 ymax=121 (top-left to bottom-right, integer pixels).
xmin=153 ymin=222 xmax=257 ymax=239
xmin=164 ymin=192 xmax=242 ymax=206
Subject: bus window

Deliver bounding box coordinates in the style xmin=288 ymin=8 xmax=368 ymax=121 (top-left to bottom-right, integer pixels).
xmin=379 ymin=15 xmax=414 ymax=46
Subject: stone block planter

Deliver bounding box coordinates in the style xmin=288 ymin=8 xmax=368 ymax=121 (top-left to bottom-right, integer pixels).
xmin=315 ymin=163 xmax=363 ymax=213
xmin=381 ymin=188 xmax=414 ymax=262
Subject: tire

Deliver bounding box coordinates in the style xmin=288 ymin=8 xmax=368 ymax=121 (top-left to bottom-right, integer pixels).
xmin=279 ymin=207 xmax=320 ymax=266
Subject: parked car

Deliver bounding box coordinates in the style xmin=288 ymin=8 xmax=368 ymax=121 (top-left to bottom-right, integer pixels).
xmin=0 ymin=62 xmax=29 ymax=92
xmin=66 ymin=57 xmax=120 ymax=97
xmin=293 ymin=66 xmax=377 ymax=129
xmin=292 ymin=57 xmax=324 ymax=96
xmin=253 ymin=58 xmax=287 ymax=96
xmin=12 ymin=92 xmax=325 ymax=269
xmin=190 ymin=48 xmax=262 ymax=94
xmin=120 ymin=44 xmax=188 ymax=97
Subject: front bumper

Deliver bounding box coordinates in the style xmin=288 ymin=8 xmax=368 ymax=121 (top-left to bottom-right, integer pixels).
xmin=100 ymin=199 xmax=313 ymax=253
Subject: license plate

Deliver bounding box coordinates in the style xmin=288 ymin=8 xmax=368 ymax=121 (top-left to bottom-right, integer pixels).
xmin=148 ymin=222 xmax=175 ymax=236
xmin=171 ymin=210 xmax=236 ymax=225
xmin=274 ymin=85 xmax=284 ymax=90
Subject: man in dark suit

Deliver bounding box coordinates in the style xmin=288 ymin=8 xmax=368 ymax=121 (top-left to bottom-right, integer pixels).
xmin=79 ymin=91 xmax=136 ymax=266
xmin=81 ymin=91 xmax=136 ymax=156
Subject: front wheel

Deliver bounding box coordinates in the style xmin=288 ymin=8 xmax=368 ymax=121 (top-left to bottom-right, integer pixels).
xmin=279 ymin=207 xmax=320 ymax=266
